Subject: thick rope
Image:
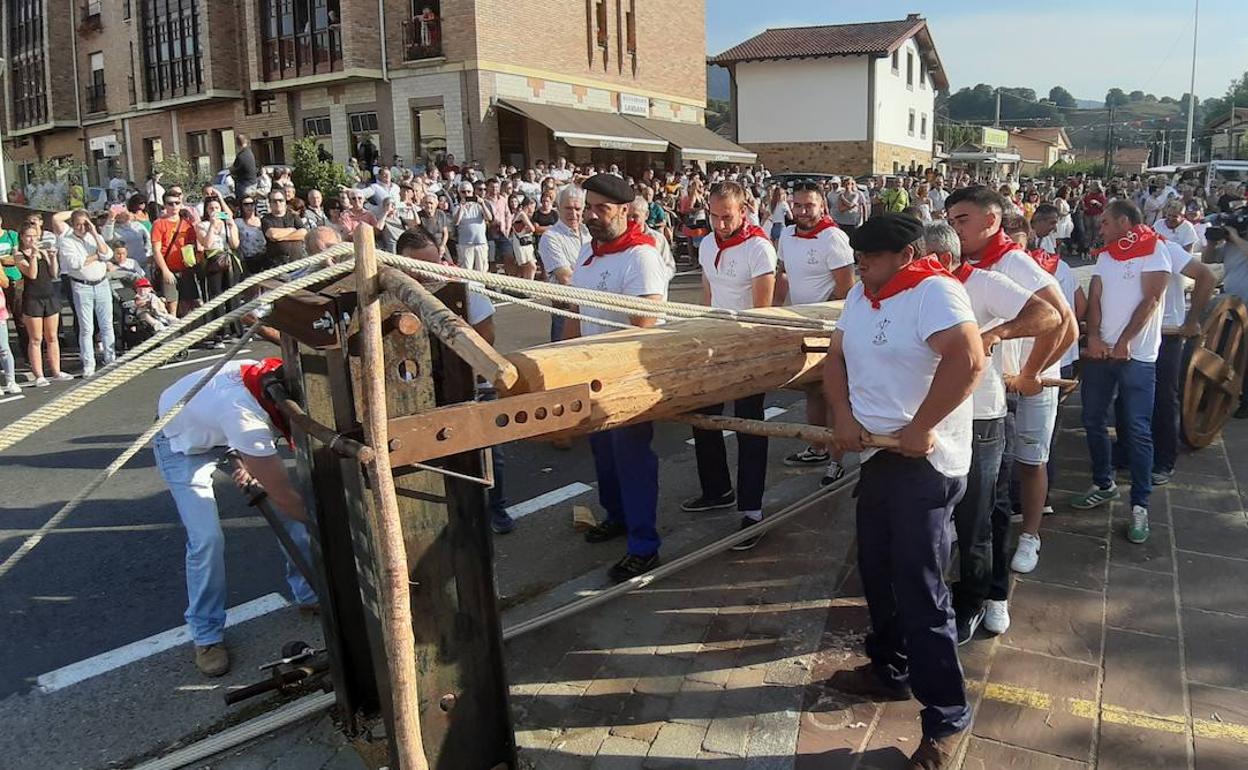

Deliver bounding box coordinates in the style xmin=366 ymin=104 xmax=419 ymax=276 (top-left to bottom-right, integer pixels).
xmin=0 ymin=322 xmax=264 ymax=580
xmin=0 ymin=260 xmax=354 ymax=454
xmin=472 ymin=285 xmax=663 ymax=331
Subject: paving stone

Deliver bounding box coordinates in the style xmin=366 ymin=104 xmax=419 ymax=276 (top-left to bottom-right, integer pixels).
xmin=1104 ymin=564 xmax=1179 ymax=638
xmin=1003 ymin=581 xmax=1103 ymax=663
xmin=515 ymin=727 xmax=562 ymax=752
xmin=320 ymin=745 xmax=371 ymax=770
xmin=974 ymin=646 xmax=1099 ymax=761
xmin=632 ymin=656 xmax=692 ymax=697
xmin=959 ymin=636 xmax=995 ymax=683
xmin=1176 ymin=444 xmax=1233 ymax=478
xmin=1107 ymin=521 xmax=1174 ymax=574
xmin=1182 ymin=609 xmax=1248 ymax=691
xmin=552 ymin=725 xmax=611 ymax=757
xmin=793 ymin=699 xmax=876 ymax=769
xmin=1096 ymin=720 xmax=1188 ymax=770
xmin=667 ymin=679 xmax=722 ymax=729
xmin=1177 ymin=552 xmax=1248 ymax=616
xmin=1039 ymin=504 xmax=1112 ymax=539
xmin=591 ymin=735 xmax=649 ymax=770
xmin=862 ymin=698 xmax=923 ymax=756
xmin=646 ymin=722 xmax=707 ymax=761
xmin=1189 ymin=683 xmax=1248 ymax=770
xmin=608 ymin=694 xmax=672 ymax=743
xmin=1024 ymin=530 xmax=1108 ymax=591
xmin=702 ymin=711 xmax=755 ymax=757
xmin=1172 ymin=507 xmax=1248 ymax=559
xmin=1157 ymin=482 xmax=1241 ymax=514
xmin=1102 ymin=629 xmax=1186 ymax=718
xmin=580 ymin=676 xmax=638 ymax=717
xmin=960 ymin=737 xmax=1089 ymax=769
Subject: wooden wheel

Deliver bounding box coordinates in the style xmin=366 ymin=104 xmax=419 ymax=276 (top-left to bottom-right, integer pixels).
xmin=1180 ymin=295 xmax=1248 ymax=448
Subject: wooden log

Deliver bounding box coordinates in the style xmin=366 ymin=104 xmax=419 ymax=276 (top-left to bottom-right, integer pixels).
xmin=353 ymin=227 xmax=430 ymax=770
xmin=671 ymin=413 xmax=900 ymax=449
xmin=377 ymin=266 xmax=520 ymax=391
xmin=1002 ymin=374 xmax=1080 ymax=389
xmin=504 ymin=303 xmax=842 ymax=438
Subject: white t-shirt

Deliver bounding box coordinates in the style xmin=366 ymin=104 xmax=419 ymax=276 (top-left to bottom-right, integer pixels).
xmin=464 ymin=281 xmax=495 ymax=327
xmin=1160 ymin=240 xmax=1194 ymax=328
xmin=1092 ymin=244 xmax=1170 ymax=362
xmin=768 ymin=201 xmax=790 ymax=229
xmin=778 ymin=224 xmax=854 ymax=305
xmin=698 ymin=233 xmax=777 ymax=311
xmin=961 ymin=269 xmax=1034 ymax=420
xmin=975 ymin=249 xmax=1065 ymax=380
xmin=838 ymin=277 xmax=976 ymax=478
xmin=1055 ymin=260 xmax=1080 ymax=368
xmin=1153 ymin=218 xmax=1198 ymax=251
xmin=570 ymin=240 xmax=670 ymax=336
xmin=538 ymin=220 xmax=590 ymax=281
xmin=158 ymin=361 xmax=278 ymax=457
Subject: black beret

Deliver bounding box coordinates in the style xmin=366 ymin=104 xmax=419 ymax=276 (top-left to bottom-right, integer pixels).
xmin=582 ymin=173 xmax=635 ymax=205
xmin=849 ymin=213 xmax=926 ymax=253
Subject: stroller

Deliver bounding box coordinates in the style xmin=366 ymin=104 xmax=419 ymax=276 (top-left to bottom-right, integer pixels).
xmin=115 ymin=280 xmax=189 ymax=363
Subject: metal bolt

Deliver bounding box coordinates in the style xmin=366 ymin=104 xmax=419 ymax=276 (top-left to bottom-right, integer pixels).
xmin=388 ymin=438 xmax=402 ymax=451
xmin=439 ymin=693 xmax=457 ymax=712
xmin=437 ymin=427 xmax=453 ymax=441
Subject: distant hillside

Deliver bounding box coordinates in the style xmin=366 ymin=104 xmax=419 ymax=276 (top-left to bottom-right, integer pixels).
xmin=707 ymin=65 xmax=731 ymax=101
xmin=1063 ymin=100 xmax=1183 ymax=153
xmin=1075 ymin=98 xmax=1103 ymax=109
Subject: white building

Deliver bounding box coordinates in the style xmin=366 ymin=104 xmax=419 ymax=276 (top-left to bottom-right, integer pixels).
xmin=709 ymin=14 xmax=948 ymax=175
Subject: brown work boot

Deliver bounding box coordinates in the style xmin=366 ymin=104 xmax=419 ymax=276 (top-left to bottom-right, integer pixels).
xmin=908 ymin=732 xmax=964 ymax=770
xmin=194 ymin=644 xmax=231 ymax=677
xmin=828 ymin=663 xmax=912 ymax=702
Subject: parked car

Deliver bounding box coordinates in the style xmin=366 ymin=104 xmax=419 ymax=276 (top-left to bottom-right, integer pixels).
xmin=767 ymin=172 xmax=850 ymax=190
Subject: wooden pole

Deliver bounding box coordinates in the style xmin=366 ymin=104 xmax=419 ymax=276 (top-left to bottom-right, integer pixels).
xmin=378 ymin=265 xmax=520 ymax=391
xmin=671 ymin=413 xmax=901 ymax=449
xmin=353 ymin=226 xmax=430 ymax=770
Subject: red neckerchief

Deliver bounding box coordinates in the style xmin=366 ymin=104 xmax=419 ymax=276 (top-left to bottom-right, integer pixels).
xmin=1102 ymin=224 xmax=1160 ymax=262
xmin=952 ymin=260 xmax=976 ymax=283
xmin=969 ymin=228 xmax=1017 ymax=271
xmin=1028 ymin=248 xmax=1060 ymax=275
xmin=240 ymin=358 xmax=292 ymax=448
xmin=791 ymin=217 xmax=838 ymax=239
xmin=582 ymin=222 xmax=657 ymax=267
xmin=713 ymin=223 xmax=768 ymax=269
xmin=865 ymin=255 xmax=954 ymax=309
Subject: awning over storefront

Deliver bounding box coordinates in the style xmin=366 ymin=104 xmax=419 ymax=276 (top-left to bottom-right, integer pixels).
xmin=498 ymin=99 xmax=669 ymax=153
xmin=624 ymin=116 xmax=757 ymax=163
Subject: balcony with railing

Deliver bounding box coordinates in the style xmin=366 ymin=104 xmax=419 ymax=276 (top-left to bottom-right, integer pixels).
xmin=401 ymin=14 xmax=442 ymax=61
xmin=86 ymin=81 xmax=107 ymax=113
xmin=259 ymin=2 xmax=343 ymax=83
xmin=79 ymin=0 xmax=103 ymax=32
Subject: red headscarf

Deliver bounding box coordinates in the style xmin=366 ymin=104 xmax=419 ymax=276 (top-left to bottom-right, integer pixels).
xmin=1102 ymin=224 xmax=1160 ymax=262
xmin=241 ymin=358 xmax=292 ymax=446
xmin=969 ymin=228 xmax=1018 ymax=271
xmin=583 ymin=221 xmax=657 ymax=267
xmin=712 ymin=223 xmax=769 ymax=270
xmin=791 ymin=217 xmax=838 ymax=239
xmin=1028 ymin=248 xmax=1060 ymax=275
xmin=864 ymin=255 xmax=954 ymax=309
xmin=952 ymin=260 xmax=976 ymax=283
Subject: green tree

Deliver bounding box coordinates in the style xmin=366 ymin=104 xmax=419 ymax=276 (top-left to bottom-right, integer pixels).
xmin=1105 ymin=88 xmax=1129 ymax=108
xmin=152 ymin=154 xmax=210 ymax=202
xmin=291 ymin=137 xmax=351 ymax=198
xmin=1128 ymin=90 xmax=1146 ymax=102
xmin=1048 ymin=86 xmax=1077 ymax=109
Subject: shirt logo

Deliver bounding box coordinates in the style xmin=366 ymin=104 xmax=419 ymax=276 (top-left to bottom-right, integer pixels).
xmin=872 ymin=318 xmax=891 ymax=346
xmin=806 ymin=249 xmax=819 ymax=266
xmin=595 ymin=270 xmax=611 ymax=292
xmin=721 ymin=258 xmax=738 ymax=278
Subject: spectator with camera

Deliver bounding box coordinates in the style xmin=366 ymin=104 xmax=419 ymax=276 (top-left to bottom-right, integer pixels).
xmin=53 ymin=208 xmax=115 ymax=378
xmin=151 ymin=191 xmax=201 ymax=316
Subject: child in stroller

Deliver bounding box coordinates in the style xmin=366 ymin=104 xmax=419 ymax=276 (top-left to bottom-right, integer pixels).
xmin=117 ymin=277 xmax=188 ymax=361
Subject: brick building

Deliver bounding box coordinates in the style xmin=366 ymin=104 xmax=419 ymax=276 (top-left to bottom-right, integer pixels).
xmin=710 ymin=15 xmax=948 ymax=176
xmin=1 ymin=0 xmax=750 ymax=194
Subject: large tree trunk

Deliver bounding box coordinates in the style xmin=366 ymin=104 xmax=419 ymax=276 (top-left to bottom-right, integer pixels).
xmin=504 ymin=303 xmax=843 ymax=438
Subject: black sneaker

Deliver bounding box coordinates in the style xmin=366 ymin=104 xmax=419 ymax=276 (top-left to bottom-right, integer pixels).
xmin=730 ymin=517 xmax=764 ymax=551
xmin=680 ymin=490 xmax=736 ymax=512
xmin=784 ymin=446 xmax=830 ymax=466
xmin=956 ymin=607 xmax=985 ymax=646
xmin=490 ymin=511 xmax=515 ymax=535
xmin=584 ymin=518 xmax=627 ymax=543
xmin=820 ymin=461 xmax=846 ymax=487
xmin=608 ymin=552 xmax=659 ymax=583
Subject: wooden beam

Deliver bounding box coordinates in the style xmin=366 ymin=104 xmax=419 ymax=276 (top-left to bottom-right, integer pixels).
xmin=377 ymin=266 xmax=520 ymax=391
xmin=670 ymin=413 xmax=900 ymax=450
xmin=353 ymin=227 xmax=430 ymax=770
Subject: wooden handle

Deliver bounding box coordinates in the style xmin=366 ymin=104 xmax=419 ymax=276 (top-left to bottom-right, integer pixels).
xmin=863 ymin=433 xmax=900 ymax=449
xmin=672 ymin=413 xmax=901 ymax=450
xmin=1005 ymin=374 xmax=1079 ymax=389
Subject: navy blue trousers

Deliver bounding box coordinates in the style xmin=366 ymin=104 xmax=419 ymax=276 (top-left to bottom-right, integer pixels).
xmin=857 ymin=452 xmax=970 ymax=739
xmin=951 ymin=417 xmax=1006 ymax=623
xmin=589 ymin=422 xmax=660 ymax=557
xmin=691 ymin=394 xmax=768 ymax=512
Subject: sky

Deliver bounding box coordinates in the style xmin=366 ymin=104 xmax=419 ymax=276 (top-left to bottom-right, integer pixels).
xmin=706 ymin=0 xmax=1247 ymax=102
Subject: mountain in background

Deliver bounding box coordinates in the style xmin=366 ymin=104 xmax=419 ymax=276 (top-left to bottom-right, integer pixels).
xmin=1075 ymin=98 xmax=1104 ymax=109
xmin=708 ymin=65 xmax=731 ymax=101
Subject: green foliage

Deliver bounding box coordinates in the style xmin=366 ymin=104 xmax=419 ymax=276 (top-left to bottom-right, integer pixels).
xmin=942 ymin=84 xmax=1063 ymax=125
xmin=705 ymin=98 xmax=732 ymax=136
xmin=291 ymin=137 xmax=351 ymax=197
xmin=1045 ymin=159 xmax=1106 ymax=178
xmin=152 ymin=154 xmax=211 ymax=202
xmin=1048 ymin=86 xmax=1077 ymax=109
xmin=1105 ymin=88 xmax=1129 ymax=108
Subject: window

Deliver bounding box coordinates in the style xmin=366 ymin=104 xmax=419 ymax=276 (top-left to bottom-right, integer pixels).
xmin=187 ymin=131 xmax=211 ymax=176
xmin=249 ymin=94 xmax=277 ymax=114
xmin=87 ymin=52 xmax=106 ymax=112
xmin=9 ymin=0 xmax=49 ymax=128
xmin=413 ymin=107 xmax=447 ymax=166
xmin=908 ymin=109 xmax=916 ymax=137
xmin=304 ymin=116 xmax=333 ymax=158
xmin=920 ymin=64 xmax=927 ymax=88
xmin=350 ymin=112 xmax=378 ymax=133
xmin=145 ymin=137 xmax=164 ymax=167
xmin=350 ymin=111 xmax=380 ymax=162
xmin=595 ymin=0 xmax=608 ymax=49
xmin=625 ymin=0 xmax=637 ymax=55
xmin=891 ymin=50 xmax=899 ymax=73
xmin=124 ymin=0 xmax=131 ymax=19
xmin=402 ymin=0 xmax=442 ymax=60
xmin=140 ymin=0 xmax=204 ymax=102
xmin=906 ymin=51 xmax=914 ymax=89
xmin=259 ymin=0 xmax=343 ymax=81
xmin=921 ymin=113 xmax=927 ymax=139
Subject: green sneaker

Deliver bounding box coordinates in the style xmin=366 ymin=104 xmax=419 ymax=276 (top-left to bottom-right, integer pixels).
xmin=1070 ymin=483 xmax=1119 ymax=510
xmin=1127 ymin=506 xmax=1150 ymax=544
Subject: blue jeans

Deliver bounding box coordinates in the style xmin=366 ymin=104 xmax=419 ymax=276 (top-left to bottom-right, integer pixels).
xmin=1082 ymin=359 xmax=1156 ymax=508
xmin=154 ymin=434 xmax=317 ymax=645
xmin=588 ymin=422 xmax=660 ymax=557
xmin=69 ymin=279 xmax=115 ymax=372
xmin=951 ymin=417 xmax=1006 ymax=622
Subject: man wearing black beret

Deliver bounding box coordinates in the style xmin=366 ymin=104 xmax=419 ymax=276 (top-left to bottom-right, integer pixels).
xmin=564 ymin=174 xmax=672 ymax=583
xmin=823 ymin=213 xmax=984 ymax=769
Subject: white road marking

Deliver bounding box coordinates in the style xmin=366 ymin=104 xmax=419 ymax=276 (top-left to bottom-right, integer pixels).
xmin=506 ymin=482 xmax=593 ymax=520
xmin=0 ymin=394 xmax=25 ymax=404
xmin=685 ymin=406 xmax=788 ymax=445
xmin=34 ymin=592 xmax=290 ymax=693
xmin=158 ymin=349 xmax=253 ymax=370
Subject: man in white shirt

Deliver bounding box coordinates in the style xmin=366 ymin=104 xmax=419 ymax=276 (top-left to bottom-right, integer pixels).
xmin=928 ymin=176 xmax=949 ymax=218
xmin=1071 ymin=200 xmax=1170 ymax=547
xmin=53 ymin=209 xmax=115 ymax=377
xmin=548 ymin=157 xmax=574 ymax=183
xmin=368 ymin=167 xmax=401 ymax=216
xmin=776 ymin=182 xmax=855 ymax=485
xmin=925 ymin=221 xmax=1061 ymax=644
xmin=563 ymin=174 xmax=670 ymax=583
xmin=1153 ymin=200 xmax=1200 ymax=252
xmin=1142 ymin=179 xmax=1176 ymax=224
xmin=453 ymin=181 xmax=492 ymax=273
xmin=824 ymin=214 xmax=983 ymax=770
xmin=537 ymin=184 xmax=590 ymax=342
xmin=155 ymin=358 xmax=318 ymax=677
xmin=628 ymin=196 xmax=675 ymax=278
xmin=685 ymin=181 xmax=776 ymax=551
xmin=831 ymin=176 xmax=868 ymax=232
xmin=946 ymin=186 xmax=1077 ymax=584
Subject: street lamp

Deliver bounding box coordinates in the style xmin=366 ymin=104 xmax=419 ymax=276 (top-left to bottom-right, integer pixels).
xmin=0 ymin=56 xmax=8 ymax=203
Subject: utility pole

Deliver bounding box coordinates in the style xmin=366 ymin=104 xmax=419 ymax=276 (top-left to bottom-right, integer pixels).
xmin=1184 ymin=0 xmax=1199 ymax=162
xmin=994 ymin=89 xmax=1002 ymax=128
xmin=1104 ymin=102 xmax=1116 ymax=179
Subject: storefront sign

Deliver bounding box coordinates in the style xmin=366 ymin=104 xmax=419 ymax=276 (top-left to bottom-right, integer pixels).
xmin=618 ymin=93 xmax=650 ymax=117
xmin=980 ymin=127 xmax=1009 ymax=148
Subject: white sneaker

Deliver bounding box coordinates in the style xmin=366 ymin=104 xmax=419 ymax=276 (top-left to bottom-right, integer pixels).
xmin=1011 ymin=533 xmax=1041 ymax=573
xmin=3 ymin=381 xmax=20 ymax=395
xmin=81 ymin=368 xmax=95 ymax=380
xmin=51 ymin=371 xmax=75 ymax=382
xmin=34 ymin=376 xmax=50 ymax=387
xmin=983 ymin=600 xmax=1010 ymax=635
